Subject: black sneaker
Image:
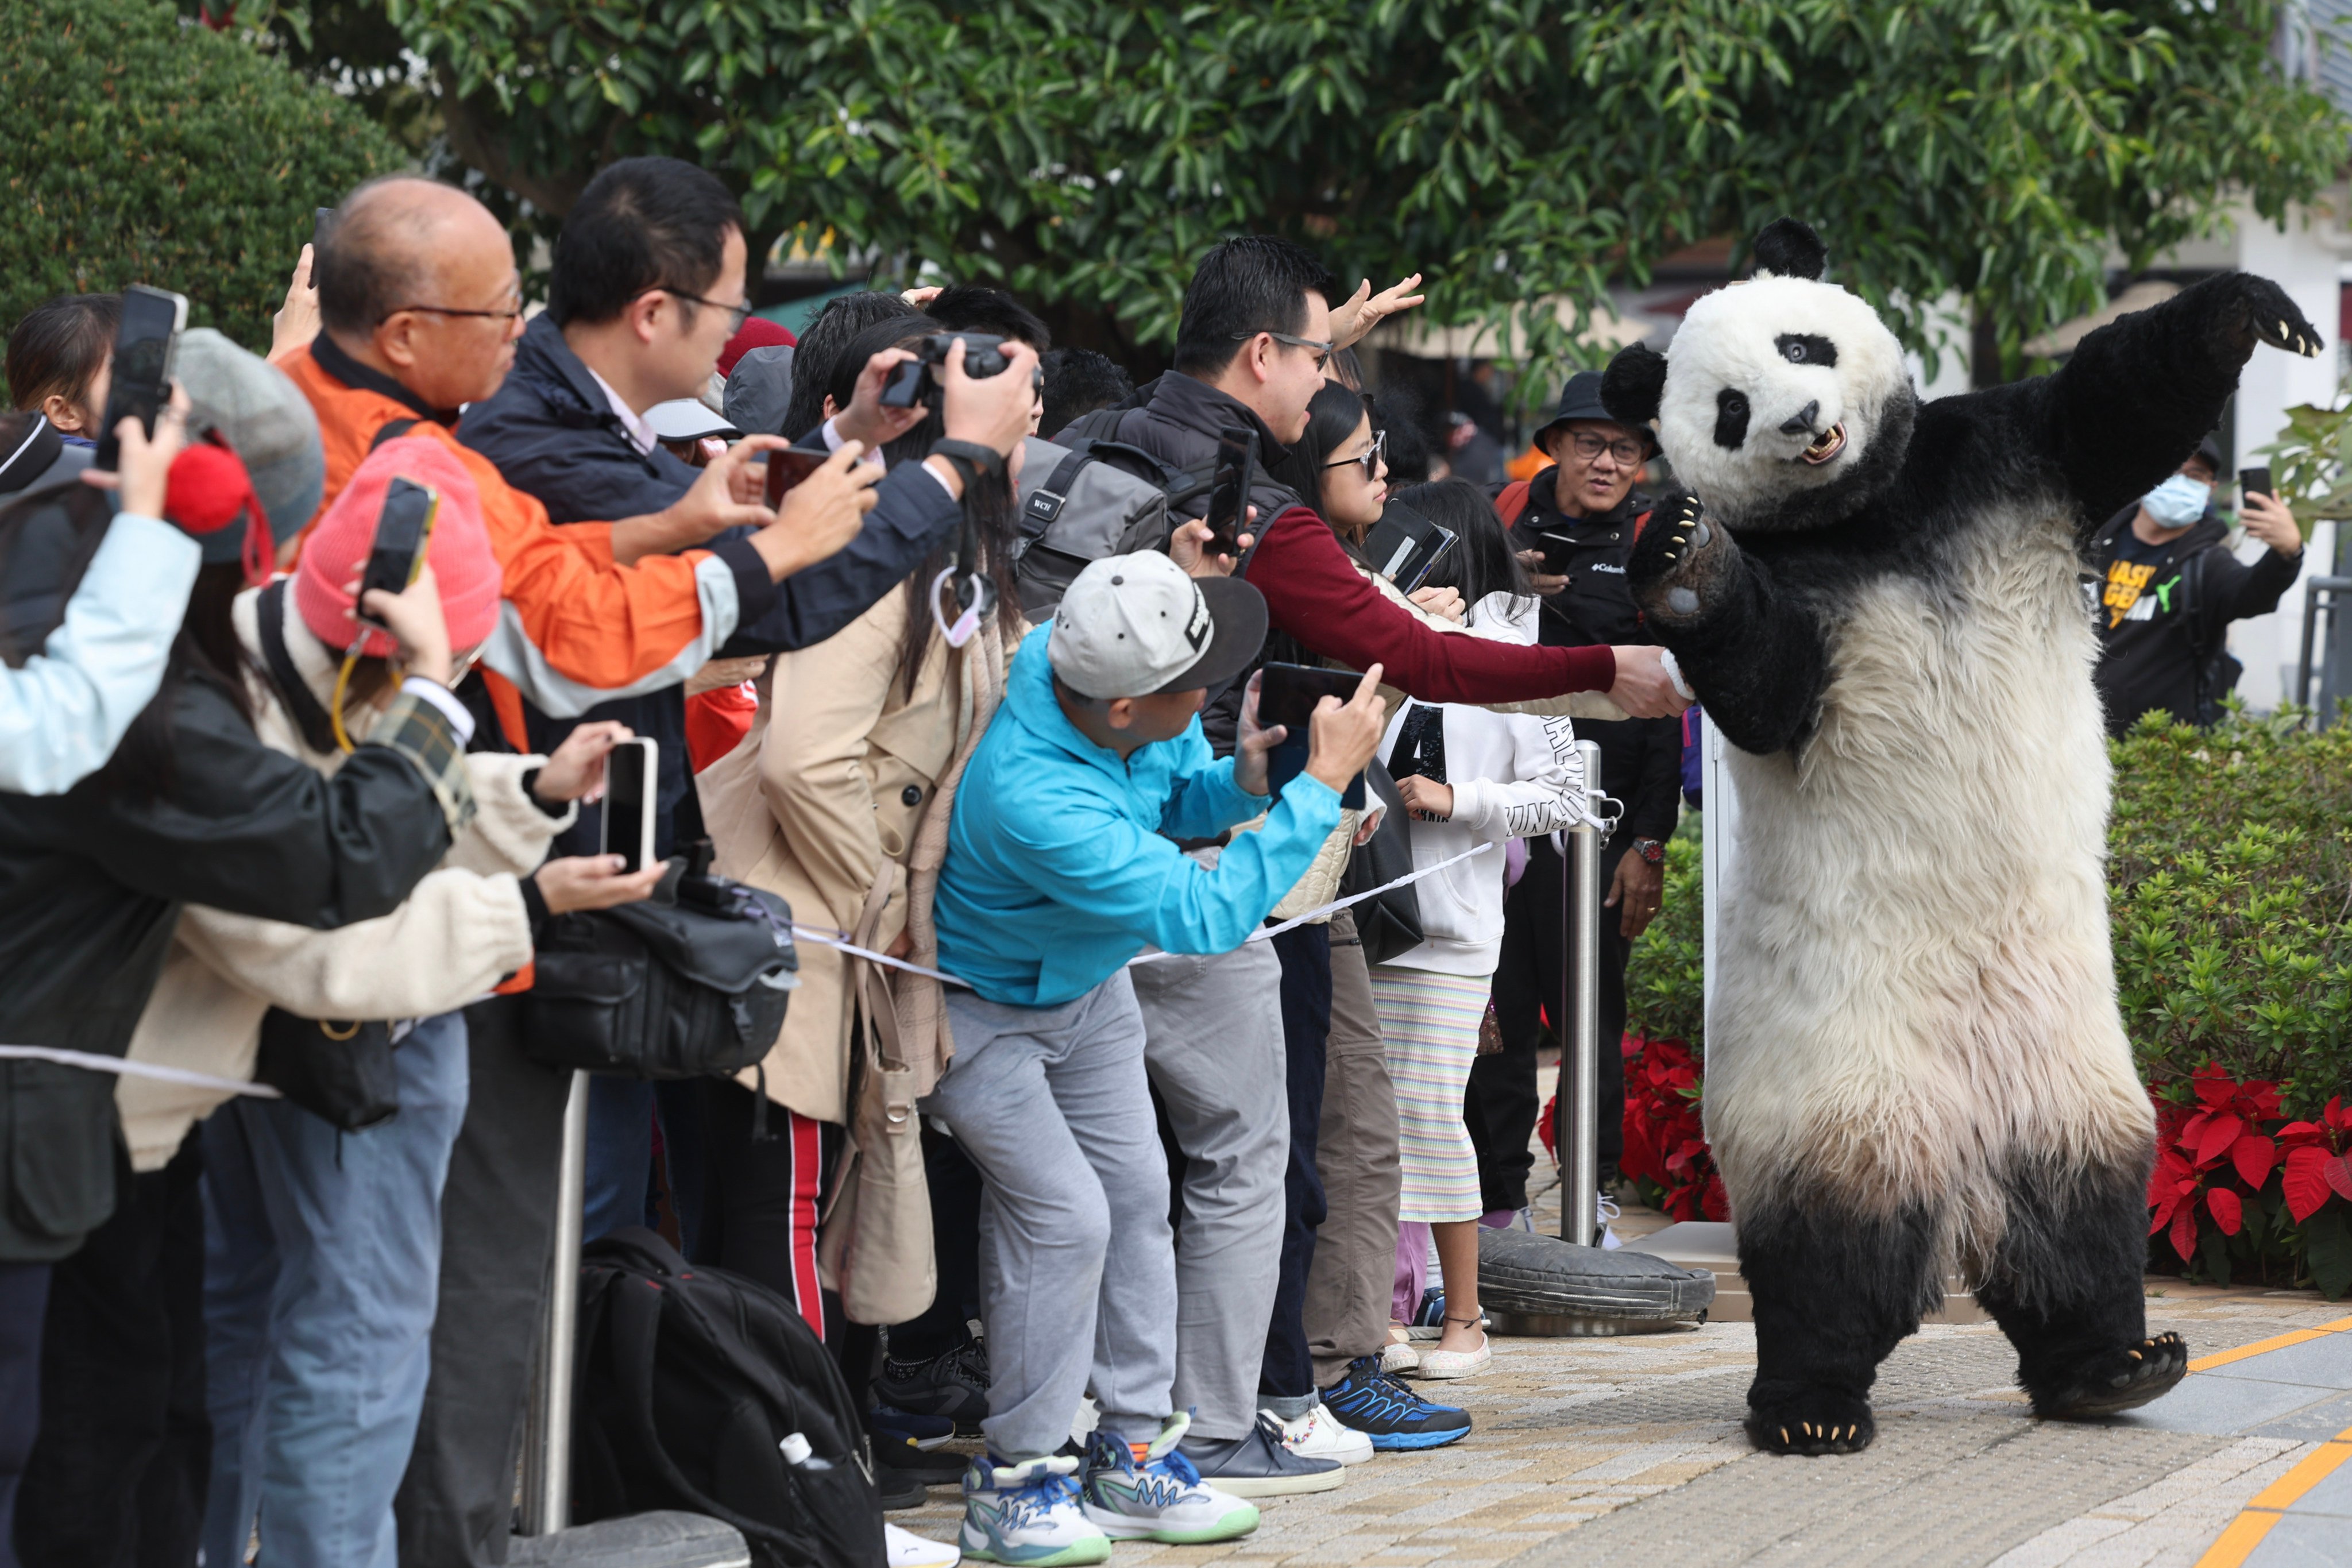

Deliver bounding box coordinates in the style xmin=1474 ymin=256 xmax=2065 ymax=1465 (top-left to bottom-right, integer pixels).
xmin=1176 ymin=1413 xmax=1347 ymax=1497
xmin=868 ymin=1406 xmax=970 ymax=1486
xmin=1317 ymin=1355 xmax=1473 ymax=1451
xmin=876 ymin=1466 xmax=928 ymax=1511
xmin=874 ymin=1339 xmax=991 ymax=1431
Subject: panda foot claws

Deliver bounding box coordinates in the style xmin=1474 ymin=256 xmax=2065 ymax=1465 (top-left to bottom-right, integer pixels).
xmin=2031 ymin=1333 xmax=2188 ymax=1419
xmin=1745 ymin=1391 xmax=1875 ymax=1457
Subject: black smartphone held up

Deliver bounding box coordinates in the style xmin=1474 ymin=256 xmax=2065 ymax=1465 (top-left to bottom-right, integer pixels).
xmin=353 ymin=477 xmax=441 ymax=640
xmin=1256 ymin=661 xmax=1368 ymax=808
xmin=762 ymin=442 xmax=831 ymax=509
xmin=1364 ymin=500 xmax=1459 ymax=594
xmin=2240 ymin=466 xmax=2275 ymax=504
xmin=312 ymin=206 xmax=336 ymax=253
xmin=1202 ymin=424 xmax=1257 ymax=558
xmin=600 ymin=737 xmax=659 ymax=874
xmin=91 ymin=284 xmax=188 ymax=473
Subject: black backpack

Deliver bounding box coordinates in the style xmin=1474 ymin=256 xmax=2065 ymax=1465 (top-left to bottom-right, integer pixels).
xmin=1053 ymin=408 xmax=1304 ymax=534
xmin=2177 ymin=545 xmax=2245 ymax=727
xmin=570 ymin=1228 xmax=886 ymax=1568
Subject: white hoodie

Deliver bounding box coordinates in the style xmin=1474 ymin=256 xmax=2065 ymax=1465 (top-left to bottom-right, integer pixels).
xmin=1378 ymin=592 xmax=1586 ymax=976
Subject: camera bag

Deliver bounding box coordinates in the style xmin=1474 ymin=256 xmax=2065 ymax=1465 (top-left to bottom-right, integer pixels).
xmin=253 ymin=1010 xmax=400 ymax=1131
xmin=1339 ymin=758 xmax=1426 ymax=967
xmin=524 ymin=868 xmax=798 ymax=1079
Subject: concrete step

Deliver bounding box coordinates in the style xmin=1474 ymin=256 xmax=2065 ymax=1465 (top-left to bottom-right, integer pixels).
xmin=506 ymin=1513 xmax=751 ymax=1568
xmin=1620 ymin=1221 xmax=1990 ymax=1325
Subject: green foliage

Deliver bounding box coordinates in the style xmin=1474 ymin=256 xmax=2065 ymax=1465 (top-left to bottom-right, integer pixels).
xmin=1626 ymin=815 xmax=1705 ymax=1052
xmin=2110 ymin=706 xmax=2352 ymax=1119
xmin=2257 ymin=393 xmax=2352 ymax=528
xmin=373 ymin=0 xmax=2347 ymax=379
xmin=0 ymin=0 xmax=403 ymax=351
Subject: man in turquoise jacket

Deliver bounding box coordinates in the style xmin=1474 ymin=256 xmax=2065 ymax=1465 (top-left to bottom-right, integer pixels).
xmin=928 ymin=549 xmax=1384 ymax=1566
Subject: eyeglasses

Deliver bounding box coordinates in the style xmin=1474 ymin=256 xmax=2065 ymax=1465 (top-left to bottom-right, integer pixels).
xmin=377 ymin=299 xmax=526 ymax=327
xmin=653 ymin=287 xmax=755 ymax=333
xmin=1235 ymin=329 xmax=1335 ymax=370
xmin=1565 ymin=430 xmax=1647 ymax=466
xmin=1324 ymin=427 xmax=1387 ymax=480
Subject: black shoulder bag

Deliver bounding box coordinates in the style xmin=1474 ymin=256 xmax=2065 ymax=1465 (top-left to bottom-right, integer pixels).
xmin=2178 ymin=547 xmax=2244 ymax=728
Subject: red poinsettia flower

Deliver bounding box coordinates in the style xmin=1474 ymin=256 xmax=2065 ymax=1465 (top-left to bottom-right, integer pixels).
xmin=2277 ymin=1097 xmax=2352 ymax=1224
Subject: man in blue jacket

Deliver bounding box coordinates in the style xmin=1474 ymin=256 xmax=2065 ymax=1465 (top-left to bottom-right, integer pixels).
xmin=928 ymin=550 xmax=1385 ymax=1566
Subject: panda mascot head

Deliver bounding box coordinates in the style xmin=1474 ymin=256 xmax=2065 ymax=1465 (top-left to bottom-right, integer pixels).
xmin=1601 ymin=219 xmax=1915 ymax=532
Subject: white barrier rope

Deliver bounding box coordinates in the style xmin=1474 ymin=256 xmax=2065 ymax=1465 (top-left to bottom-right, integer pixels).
xmin=0 ymin=1044 xmax=283 ymax=1098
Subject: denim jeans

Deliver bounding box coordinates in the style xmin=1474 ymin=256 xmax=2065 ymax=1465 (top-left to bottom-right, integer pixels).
xmin=200 ymin=1010 xmax=470 ymax=1568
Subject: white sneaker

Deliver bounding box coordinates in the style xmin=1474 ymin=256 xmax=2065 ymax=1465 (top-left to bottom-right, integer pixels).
xmin=1264 ymin=1400 xmax=1375 ymax=1466
xmin=1598 ymin=1194 xmax=1625 ymax=1250
xmin=1078 ymin=1412 xmax=1260 ymax=1543
xmin=959 ymin=1454 xmax=1109 ymax=1566
xmin=887 ymin=1521 xmax=964 ymax=1567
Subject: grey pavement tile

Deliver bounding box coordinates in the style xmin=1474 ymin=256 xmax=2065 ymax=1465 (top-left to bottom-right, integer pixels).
xmin=2201 ymin=1331 xmax=2352 ymax=1392
xmin=2285 ymin=1452 xmax=2352 ymax=1519
xmin=2242 ymin=1513 xmax=2352 ymax=1567
xmin=2250 ymin=1391 xmax=2352 ymax=1442
xmin=2113 ymin=1374 xmax=2344 ymax=1436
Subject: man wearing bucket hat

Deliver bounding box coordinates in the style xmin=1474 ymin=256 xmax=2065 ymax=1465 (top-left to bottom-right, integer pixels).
xmin=922 ymin=553 xmax=1387 ymax=1565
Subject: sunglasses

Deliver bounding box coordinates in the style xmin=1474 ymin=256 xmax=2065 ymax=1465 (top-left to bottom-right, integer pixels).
xmin=1323 ymin=427 xmax=1387 ymax=481
xmin=1235 ymin=329 xmax=1335 ymax=370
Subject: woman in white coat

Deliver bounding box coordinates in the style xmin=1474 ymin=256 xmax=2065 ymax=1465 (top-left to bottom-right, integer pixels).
xmin=1367 ymin=479 xmax=1588 ymax=1380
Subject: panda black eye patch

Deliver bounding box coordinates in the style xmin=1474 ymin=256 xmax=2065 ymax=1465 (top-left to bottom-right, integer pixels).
xmin=1714 ymin=388 xmax=1751 ymax=449
xmin=1776 ymin=333 xmax=1838 ymax=368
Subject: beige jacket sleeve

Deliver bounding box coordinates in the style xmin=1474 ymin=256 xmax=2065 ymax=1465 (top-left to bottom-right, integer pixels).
xmin=759 ymin=595 xmax=906 ymax=932
xmin=442 ymin=751 xmax=576 ymax=876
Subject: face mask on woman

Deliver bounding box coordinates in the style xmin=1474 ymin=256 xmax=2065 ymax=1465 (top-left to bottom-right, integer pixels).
xmin=2141 ymin=473 xmax=2210 ymax=528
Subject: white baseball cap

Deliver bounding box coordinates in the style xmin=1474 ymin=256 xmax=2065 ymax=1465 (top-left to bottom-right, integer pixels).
xmin=1048 ymin=550 xmax=1268 ymax=701
xmin=645 ymin=398 xmax=739 ymax=443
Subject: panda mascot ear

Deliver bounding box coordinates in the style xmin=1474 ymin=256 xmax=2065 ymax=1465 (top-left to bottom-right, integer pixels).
xmin=1751 ymin=218 xmax=1828 ymax=281
xmin=1601 ymin=343 xmax=1669 ymax=428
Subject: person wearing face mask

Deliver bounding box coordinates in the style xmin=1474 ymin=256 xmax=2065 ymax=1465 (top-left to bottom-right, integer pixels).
xmin=2086 ymin=435 xmax=2305 ymax=737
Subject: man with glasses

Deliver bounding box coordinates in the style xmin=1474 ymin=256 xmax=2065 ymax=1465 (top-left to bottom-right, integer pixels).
xmin=1479 ymin=370 xmax=1687 ymax=1243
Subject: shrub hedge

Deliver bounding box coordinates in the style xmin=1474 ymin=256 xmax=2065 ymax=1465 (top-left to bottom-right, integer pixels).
xmin=1 ymin=0 xmax=402 ymax=352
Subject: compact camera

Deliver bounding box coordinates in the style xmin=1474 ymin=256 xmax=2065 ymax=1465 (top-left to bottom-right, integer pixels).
xmin=879 ymin=332 xmax=1017 ymax=409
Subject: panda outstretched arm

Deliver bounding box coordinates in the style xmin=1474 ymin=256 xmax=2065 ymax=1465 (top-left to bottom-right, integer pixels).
xmin=1624 ymin=488 xmax=1830 ymax=756
xmin=2010 ymin=271 xmax=2320 ymax=535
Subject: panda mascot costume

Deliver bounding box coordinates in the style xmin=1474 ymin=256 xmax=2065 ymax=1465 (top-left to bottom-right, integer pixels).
xmin=1598 ymin=218 xmax=2320 ymax=1456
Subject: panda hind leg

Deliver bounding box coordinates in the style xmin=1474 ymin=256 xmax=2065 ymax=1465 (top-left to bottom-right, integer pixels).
xmin=1975 ymin=1153 xmax=2187 ymax=1419
xmin=1737 ymin=1194 xmax=1942 ymax=1457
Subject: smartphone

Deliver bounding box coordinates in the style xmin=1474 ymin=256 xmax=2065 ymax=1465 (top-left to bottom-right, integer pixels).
xmin=90 ymin=284 xmax=188 ymax=473
xmin=1364 ymin=501 xmax=1458 ymax=593
xmin=312 ymin=206 xmax=336 ymax=253
xmin=353 ymin=477 xmax=441 ymax=639
xmin=762 ymin=442 xmax=831 ymax=509
xmin=1256 ymin=661 xmax=1368 ymax=807
xmin=600 ymin=737 xmax=659 ymax=874
xmin=2240 ymin=466 xmax=2274 ymax=504
xmin=1536 ymin=529 xmax=1582 ymax=577
xmin=1202 ymin=424 xmax=1257 ymax=558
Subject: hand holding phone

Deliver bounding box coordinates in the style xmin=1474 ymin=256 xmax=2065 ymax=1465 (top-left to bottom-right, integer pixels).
xmin=1304 ymin=664 xmax=1388 ymax=798
xmin=92 ymin=285 xmax=187 ymax=473
xmin=1257 ymin=661 xmax=1374 ymax=805
xmin=1203 ymin=425 xmax=1258 ymax=558
xmin=82 ymin=382 xmax=192 ymax=520
xmin=357 ymin=563 xmax=455 ymax=687
xmin=356 ymin=478 xmax=441 ymax=638
xmin=762 ymin=442 xmax=832 ymax=509
xmin=2239 ymin=466 xmax=2274 ymax=504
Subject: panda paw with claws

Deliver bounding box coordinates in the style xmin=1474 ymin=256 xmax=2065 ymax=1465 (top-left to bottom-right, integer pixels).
xmin=2213 ymin=273 xmax=2324 ymax=361
xmin=1629 ymin=489 xmax=1741 ymax=630
xmin=2030 ymin=1331 xmax=2189 ymax=1420
xmin=1743 ymin=1390 xmax=1876 ymax=1457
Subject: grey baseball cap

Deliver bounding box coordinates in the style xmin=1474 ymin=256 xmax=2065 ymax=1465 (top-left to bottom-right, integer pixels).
xmin=1048 ymin=550 xmax=1266 ymax=701
xmin=173 ymin=329 xmax=324 ymax=561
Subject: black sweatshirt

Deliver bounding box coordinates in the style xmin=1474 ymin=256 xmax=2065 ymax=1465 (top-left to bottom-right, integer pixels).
xmin=2086 ymin=507 xmax=2303 ymax=737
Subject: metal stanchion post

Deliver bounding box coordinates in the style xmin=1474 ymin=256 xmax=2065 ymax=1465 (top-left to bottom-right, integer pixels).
xmin=1561 ymin=739 xmax=1608 ymax=1248
xmin=520 ymin=1068 xmax=591 ymax=1536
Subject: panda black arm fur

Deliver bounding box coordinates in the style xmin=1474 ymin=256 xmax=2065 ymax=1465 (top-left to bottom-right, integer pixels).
xmin=1625 ymin=486 xmax=1832 ymax=756
xmin=2000 ymin=272 xmax=2320 ymax=537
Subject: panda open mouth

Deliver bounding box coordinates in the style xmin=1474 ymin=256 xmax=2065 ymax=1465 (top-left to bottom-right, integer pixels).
xmin=1799 ymin=423 xmax=1848 ymax=465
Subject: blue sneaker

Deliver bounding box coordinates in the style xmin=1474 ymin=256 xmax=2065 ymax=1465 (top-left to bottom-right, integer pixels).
xmin=1078 ymin=1413 xmax=1259 ymax=1543
xmin=1318 ymin=1355 xmax=1473 ymax=1450
xmin=958 ymin=1454 xmax=1109 ymax=1566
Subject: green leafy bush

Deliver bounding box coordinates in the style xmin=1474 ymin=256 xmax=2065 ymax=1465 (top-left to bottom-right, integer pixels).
xmin=1 ymin=0 xmax=402 ymax=351
xmin=1625 ymin=817 xmax=1705 ymax=1052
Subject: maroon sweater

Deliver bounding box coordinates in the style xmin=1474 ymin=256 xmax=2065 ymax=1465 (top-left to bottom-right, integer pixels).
xmin=1244 ymin=505 xmax=1617 ymax=700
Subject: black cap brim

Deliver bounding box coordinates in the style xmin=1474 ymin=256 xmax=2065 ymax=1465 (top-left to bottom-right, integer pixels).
xmin=1154 ymin=575 xmax=1267 ymax=695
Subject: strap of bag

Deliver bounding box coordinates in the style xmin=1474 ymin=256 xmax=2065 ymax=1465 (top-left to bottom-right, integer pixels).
xmin=370 ymin=417 xmax=421 ymax=452
xmin=257 ymin=580 xmax=343 ymax=755
xmin=1496 ymin=480 xmax=1532 ymax=526
xmin=1018 ymin=448 xmax=1095 ymax=540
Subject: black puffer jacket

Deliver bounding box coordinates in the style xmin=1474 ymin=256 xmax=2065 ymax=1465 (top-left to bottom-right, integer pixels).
xmin=0 ymin=671 xmax=459 ymax=1260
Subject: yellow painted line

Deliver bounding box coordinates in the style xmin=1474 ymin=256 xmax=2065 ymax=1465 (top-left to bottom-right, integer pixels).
xmin=2193 ymin=1426 xmax=2352 ymax=1568
xmin=2187 ymin=1316 xmax=2351 ymax=1374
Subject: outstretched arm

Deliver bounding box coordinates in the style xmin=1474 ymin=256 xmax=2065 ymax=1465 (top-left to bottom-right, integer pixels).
xmin=2027 ymin=272 xmax=2320 ymax=536
xmin=1624 ymin=491 xmax=1832 ymax=757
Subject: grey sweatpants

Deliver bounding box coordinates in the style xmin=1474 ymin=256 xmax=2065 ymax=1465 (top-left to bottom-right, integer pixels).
xmin=1131 ymin=936 xmax=1288 ymax=1440
xmin=924 ymin=971 xmax=1175 ymax=1460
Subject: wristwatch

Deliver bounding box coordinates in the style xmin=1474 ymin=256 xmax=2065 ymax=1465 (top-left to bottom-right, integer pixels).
xmin=1632 ymin=837 xmax=1666 ymax=866
xmin=928 ymin=438 xmax=1006 ymax=488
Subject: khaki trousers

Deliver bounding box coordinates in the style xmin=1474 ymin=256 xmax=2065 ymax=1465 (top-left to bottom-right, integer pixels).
xmin=1301 ymin=909 xmax=1403 ymax=1388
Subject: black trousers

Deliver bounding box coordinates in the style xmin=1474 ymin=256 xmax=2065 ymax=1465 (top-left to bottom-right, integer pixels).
xmin=1257 ymin=924 xmax=1332 ymax=1400
xmin=689 ymin=1079 xmax=844 ymax=1348
xmin=17 ymin=1137 xmax=208 ymax=1568
xmin=1474 ymin=836 xmax=1629 ymax=1214
xmin=395 ymin=995 xmax=573 ymax=1568
xmin=889 ymin=1128 xmax=986 ymax=1365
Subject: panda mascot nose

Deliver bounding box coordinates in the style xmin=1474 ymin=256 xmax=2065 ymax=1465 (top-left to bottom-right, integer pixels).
xmin=1779 ymin=399 xmax=1821 ymax=437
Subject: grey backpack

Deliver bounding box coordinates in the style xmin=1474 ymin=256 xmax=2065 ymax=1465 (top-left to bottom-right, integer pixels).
xmin=1012 ymin=435 xmax=1171 ymax=615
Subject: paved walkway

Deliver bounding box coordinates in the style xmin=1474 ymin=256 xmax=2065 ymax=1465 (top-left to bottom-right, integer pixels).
xmin=892 ymin=1233 xmax=2350 ymax=1566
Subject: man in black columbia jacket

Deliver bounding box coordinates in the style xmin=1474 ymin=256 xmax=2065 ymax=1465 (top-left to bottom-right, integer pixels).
xmin=2088 ymin=439 xmax=2305 ymax=736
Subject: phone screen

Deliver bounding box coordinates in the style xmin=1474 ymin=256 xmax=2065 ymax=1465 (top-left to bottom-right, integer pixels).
xmin=1203 ymin=426 xmax=1256 ymax=557
xmin=2239 ymin=466 xmax=2274 ymax=503
xmin=91 ymin=285 xmax=187 ymax=473
xmin=354 ymin=478 xmax=439 ymax=637
xmin=763 ymin=444 xmax=830 ymax=509
xmin=1256 ymin=662 xmax=1368 ymax=806
xmin=600 ymin=739 xmax=656 ymax=874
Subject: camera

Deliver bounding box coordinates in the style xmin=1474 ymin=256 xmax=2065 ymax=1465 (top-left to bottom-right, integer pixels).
xmin=879 ymin=332 xmax=1015 ymax=409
